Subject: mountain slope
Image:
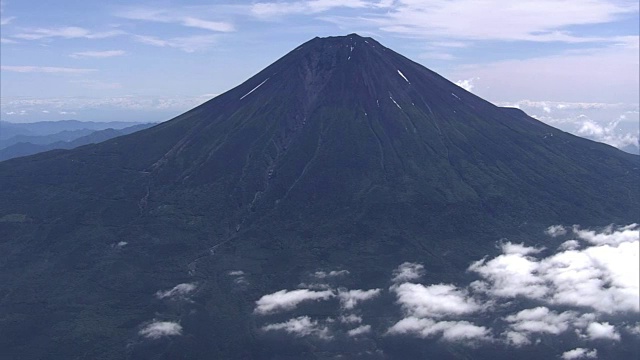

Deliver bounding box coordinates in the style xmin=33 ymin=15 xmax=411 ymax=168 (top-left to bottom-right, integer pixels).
xmin=0 ymin=34 xmax=637 ymax=360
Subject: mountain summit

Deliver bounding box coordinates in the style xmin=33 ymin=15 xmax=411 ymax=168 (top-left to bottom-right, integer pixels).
xmin=1 ymin=34 xmax=638 ymax=359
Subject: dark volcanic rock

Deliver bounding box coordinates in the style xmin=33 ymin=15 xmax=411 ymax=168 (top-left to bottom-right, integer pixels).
xmin=0 ymin=34 xmax=637 ymax=359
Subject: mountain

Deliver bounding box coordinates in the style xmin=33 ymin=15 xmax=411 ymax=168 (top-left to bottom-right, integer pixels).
xmin=0 ymin=123 xmax=156 ymax=161
xmin=0 ymin=120 xmax=149 ymax=140
xmin=0 ymin=34 xmax=638 ymax=360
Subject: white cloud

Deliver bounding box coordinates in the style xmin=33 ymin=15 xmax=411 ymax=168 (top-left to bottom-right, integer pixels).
xmin=116 ymin=7 xmax=234 ymax=32
xmin=558 ymin=240 xmax=580 ymax=251
xmin=338 ymin=288 xmax=381 ymax=310
xmin=349 ymin=0 xmax=638 ymax=43
xmin=387 ymin=317 xmax=489 ymax=341
xmin=133 ymin=34 xmax=219 ymax=52
xmin=469 ymin=249 xmax=548 ymax=299
xmin=0 ymin=37 xmax=17 ymax=43
xmin=1 ymin=66 xmax=96 ymax=74
xmin=496 ymin=101 xmax=639 ymax=152
xmin=313 ymin=270 xmax=349 ymax=279
xmin=501 ymin=241 xmax=544 ymax=256
xmin=561 ymin=348 xmax=598 ymax=360
xmin=469 ymin=224 xmax=640 ymax=314
xmin=586 ymin=322 xmax=621 ymax=341
xmin=339 ymin=314 xmax=362 ymax=324
xmin=391 ymin=262 xmax=424 ymax=283
xmin=112 ymin=241 xmax=128 ymax=249
xmin=139 ymin=321 xmax=183 ymax=339
xmin=251 ymin=0 xmax=391 ymax=18
xmin=155 ymin=283 xmax=197 ymax=300
xmin=13 ymin=26 xmax=124 ymax=40
xmin=392 ymin=283 xmax=482 ymax=318
xmin=254 ymin=289 xmax=334 ymax=315
xmin=262 ymin=316 xmax=331 ymax=339
xmin=505 ymin=307 xmax=576 ymax=335
xmin=455 ymin=78 xmax=476 ymax=92
xmin=347 ymin=324 xmax=371 ymax=336
xmin=228 ymin=270 xmax=245 ymax=276
xmin=573 ymin=223 xmax=639 ymax=245
xmin=70 ymin=50 xmax=125 ymax=59
xmin=546 ymin=225 xmax=568 ymax=237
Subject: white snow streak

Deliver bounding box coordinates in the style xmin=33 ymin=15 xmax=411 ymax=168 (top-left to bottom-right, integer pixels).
xmin=390 ymin=96 xmax=402 ymax=109
xmin=240 ymin=78 xmax=269 ymax=100
xmin=397 ymin=70 xmax=410 ymax=83
xmin=451 ymin=93 xmax=461 ymax=100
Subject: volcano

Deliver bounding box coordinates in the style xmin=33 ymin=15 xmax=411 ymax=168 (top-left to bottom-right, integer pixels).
xmin=1 ymin=34 xmax=638 ymax=359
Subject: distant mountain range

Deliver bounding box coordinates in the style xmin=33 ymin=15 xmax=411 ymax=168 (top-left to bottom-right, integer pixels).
xmin=0 ymin=121 xmax=156 ymax=161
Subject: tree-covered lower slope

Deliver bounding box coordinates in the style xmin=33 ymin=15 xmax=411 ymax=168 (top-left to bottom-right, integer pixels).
xmin=0 ymin=34 xmax=637 ymax=359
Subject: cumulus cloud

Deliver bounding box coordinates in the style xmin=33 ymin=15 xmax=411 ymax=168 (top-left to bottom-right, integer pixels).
xmin=392 ymin=262 xmax=424 ymax=283
xmin=347 ymin=324 xmax=371 ymax=336
xmin=546 ymin=225 xmax=568 ymax=237
xmin=558 ymin=240 xmax=580 ymax=251
xmin=139 ymin=321 xmax=183 ymax=339
xmin=561 ymin=348 xmax=598 ymax=360
xmin=455 ymin=78 xmax=477 ymax=92
xmin=469 ymin=248 xmax=548 ymax=299
xmin=155 ymin=283 xmax=197 ymax=300
xmin=262 ymin=316 xmax=331 ymax=339
xmin=501 ymin=241 xmax=544 ymax=256
xmin=254 ymin=289 xmax=334 ymax=315
xmin=392 ymin=283 xmax=481 ymax=318
xmin=338 ymin=288 xmax=381 ymax=310
xmin=470 ymin=224 xmax=640 ymax=313
xmin=388 ymin=317 xmax=489 ymax=341
xmin=586 ymin=322 xmax=620 ymax=341
xmin=505 ymin=307 xmax=576 ymax=335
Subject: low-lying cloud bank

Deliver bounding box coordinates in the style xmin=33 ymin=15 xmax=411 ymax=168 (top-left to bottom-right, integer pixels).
xmin=253 ymin=224 xmax=639 ymax=357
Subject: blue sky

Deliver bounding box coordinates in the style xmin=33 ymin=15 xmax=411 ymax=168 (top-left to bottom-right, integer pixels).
xmin=0 ymin=0 xmax=638 ymax=149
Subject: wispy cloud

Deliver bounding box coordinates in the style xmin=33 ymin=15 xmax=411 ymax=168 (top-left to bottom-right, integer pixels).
xmin=337 ymin=288 xmax=381 ymax=310
xmin=133 ymin=34 xmax=219 ymax=52
xmin=13 ymin=26 xmax=124 ymax=40
xmin=254 ymin=289 xmax=335 ymax=315
xmin=391 ymin=262 xmax=424 ymax=283
xmin=116 ymin=7 xmax=234 ymax=32
xmin=320 ymin=0 xmax=638 ymax=43
xmin=262 ymin=316 xmax=332 ymax=339
xmin=387 ymin=317 xmax=490 ymax=341
xmin=251 ymin=0 xmax=392 ymax=18
xmin=70 ymin=50 xmax=125 ymax=59
xmin=1 ymin=65 xmax=96 ymax=74
xmin=138 ymin=321 xmax=183 ymax=339
xmin=0 ymin=15 xmax=14 ymax=25
xmin=155 ymin=283 xmax=197 ymax=300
